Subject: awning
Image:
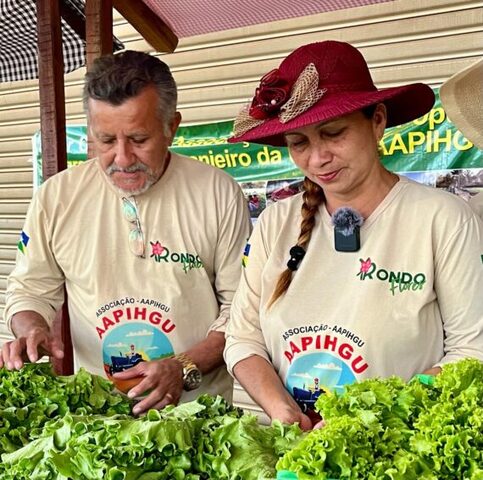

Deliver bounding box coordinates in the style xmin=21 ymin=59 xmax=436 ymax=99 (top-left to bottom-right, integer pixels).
xmin=141 ymin=0 xmax=396 ymax=38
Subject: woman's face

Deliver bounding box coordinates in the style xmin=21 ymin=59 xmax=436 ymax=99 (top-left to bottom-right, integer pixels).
xmin=284 ymin=105 xmax=387 ymax=201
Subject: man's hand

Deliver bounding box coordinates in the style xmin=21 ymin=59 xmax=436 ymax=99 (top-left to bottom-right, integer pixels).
xmin=113 ymin=357 xmax=184 ymax=416
xmin=0 ymin=326 xmax=64 ymax=370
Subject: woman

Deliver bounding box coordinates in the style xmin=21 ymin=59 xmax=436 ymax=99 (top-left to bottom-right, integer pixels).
xmin=224 ymin=41 xmax=483 ymax=430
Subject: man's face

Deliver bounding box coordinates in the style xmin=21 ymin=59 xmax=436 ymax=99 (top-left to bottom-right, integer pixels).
xmin=88 ymin=86 xmax=181 ymax=195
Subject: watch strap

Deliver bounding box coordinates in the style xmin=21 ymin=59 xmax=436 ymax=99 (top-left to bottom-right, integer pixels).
xmin=174 ymin=353 xmax=202 ymax=391
xmin=174 ymin=353 xmax=197 ymax=371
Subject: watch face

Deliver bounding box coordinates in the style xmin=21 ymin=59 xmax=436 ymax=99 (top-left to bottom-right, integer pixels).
xmin=184 ymin=368 xmax=202 ymax=391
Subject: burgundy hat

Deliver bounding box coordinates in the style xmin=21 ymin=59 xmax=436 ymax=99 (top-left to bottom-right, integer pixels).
xmin=230 ymin=41 xmax=435 ymax=146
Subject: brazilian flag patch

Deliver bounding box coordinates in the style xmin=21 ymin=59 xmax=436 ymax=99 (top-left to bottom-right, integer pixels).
xmin=242 ymin=243 xmax=251 ymax=268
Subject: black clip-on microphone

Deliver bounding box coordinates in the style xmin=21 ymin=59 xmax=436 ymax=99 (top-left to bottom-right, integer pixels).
xmin=331 ymin=207 xmax=364 ymax=252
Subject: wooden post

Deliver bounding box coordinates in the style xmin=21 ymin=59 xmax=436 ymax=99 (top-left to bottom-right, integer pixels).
xmin=85 ymin=0 xmax=114 ymax=159
xmin=36 ymin=0 xmax=67 ymax=178
xmin=85 ymin=0 xmax=113 ymax=68
xmin=36 ymin=0 xmax=73 ymax=375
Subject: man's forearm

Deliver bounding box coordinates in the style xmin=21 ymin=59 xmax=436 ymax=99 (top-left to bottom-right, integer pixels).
xmin=184 ymin=331 xmax=226 ymax=374
xmin=10 ymin=311 xmax=50 ymax=338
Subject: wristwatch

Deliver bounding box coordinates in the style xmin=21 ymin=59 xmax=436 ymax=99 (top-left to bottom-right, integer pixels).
xmin=174 ymin=353 xmax=202 ymax=391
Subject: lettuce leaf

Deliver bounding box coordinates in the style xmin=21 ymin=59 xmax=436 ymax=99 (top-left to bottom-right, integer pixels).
xmin=277 ymin=358 xmax=483 ymax=479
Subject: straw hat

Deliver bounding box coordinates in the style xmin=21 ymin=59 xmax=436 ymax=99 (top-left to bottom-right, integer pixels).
xmin=440 ymin=58 xmax=483 ymax=149
xmin=230 ymin=41 xmax=435 ymax=146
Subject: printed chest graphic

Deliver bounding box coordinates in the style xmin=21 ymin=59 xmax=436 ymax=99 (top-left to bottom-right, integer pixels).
xmin=96 ymin=297 xmax=176 ymax=392
xmin=283 ymin=325 xmax=368 ymax=413
xmin=357 ymin=257 xmax=427 ymax=295
xmin=149 ymin=241 xmax=203 ymax=273
xmin=287 ymin=353 xmax=356 ymax=412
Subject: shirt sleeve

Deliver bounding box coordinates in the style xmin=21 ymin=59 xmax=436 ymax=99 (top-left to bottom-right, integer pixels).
xmin=468 ymin=192 xmax=483 ymax=221
xmin=208 ymin=183 xmax=252 ymax=333
xmin=224 ymin=209 xmax=272 ymax=375
xmin=4 ymin=190 xmax=65 ymax=331
xmin=433 ymin=210 xmax=483 ymax=367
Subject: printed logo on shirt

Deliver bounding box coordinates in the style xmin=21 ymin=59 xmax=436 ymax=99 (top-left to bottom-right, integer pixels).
xmin=356 ymin=257 xmax=426 ymax=295
xmin=149 ymin=240 xmax=203 ymax=273
xmin=96 ymin=297 xmax=176 ymax=393
xmin=242 ymin=243 xmax=251 ymax=267
xmin=283 ymin=326 xmax=368 ymax=412
xmin=102 ymin=322 xmax=174 ymax=393
xmin=17 ymin=230 xmax=30 ymax=254
xmin=95 ymin=298 xmax=174 ymax=340
xmin=286 ymin=354 xmax=356 ymax=411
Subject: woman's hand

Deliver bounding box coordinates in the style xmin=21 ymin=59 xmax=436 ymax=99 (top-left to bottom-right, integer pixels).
xmin=269 ymin=403 xmax=313 ymax=431
xmin=232 ymin=356 xmax=325 ymax=431
xmin=312 ymin=419 xmax=326 ymax=429
xmin=422 ymin=367 xmax=441 ymax=375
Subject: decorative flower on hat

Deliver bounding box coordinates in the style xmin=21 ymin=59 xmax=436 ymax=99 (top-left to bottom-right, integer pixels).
xmin=249 ymin=69 xmax=290 ymax=120
xmin=233 ymin=63 xmax=327 ymax=138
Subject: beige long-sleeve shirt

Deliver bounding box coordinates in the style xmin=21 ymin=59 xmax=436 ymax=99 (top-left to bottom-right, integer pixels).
xmin=6 ymin=153 xmax=251 ymax=402
xmin=225 ymin=176 xmax=483 ymax=410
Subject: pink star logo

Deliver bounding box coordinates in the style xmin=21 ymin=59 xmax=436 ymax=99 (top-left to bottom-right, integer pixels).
xmin=359 ymin=258 xmax=372 ymax=273
xmin=150 ymin=241 xmax=164 ymax=256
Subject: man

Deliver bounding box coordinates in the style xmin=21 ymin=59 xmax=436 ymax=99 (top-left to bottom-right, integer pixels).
xmin=1 ymin=51 xmax=251 ymax=415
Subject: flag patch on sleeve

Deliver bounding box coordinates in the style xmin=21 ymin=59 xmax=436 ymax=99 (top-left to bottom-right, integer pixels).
xmin=242 ymin=243 xmax=251 ymax=267
xmin=17 ymin=230 xmax=30 ymax=254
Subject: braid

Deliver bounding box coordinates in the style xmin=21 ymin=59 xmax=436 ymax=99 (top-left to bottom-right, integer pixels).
xmin=267 ymin=178 xmax=325 ymax=308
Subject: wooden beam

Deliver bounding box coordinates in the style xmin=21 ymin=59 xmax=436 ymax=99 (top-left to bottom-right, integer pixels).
xmin=113 ymin=0 xmax=178 ymax=52
xmin=36 ymin=0 xmax=73 ymax=375
xmin=85 ymin=0 xmax=114 ymax=68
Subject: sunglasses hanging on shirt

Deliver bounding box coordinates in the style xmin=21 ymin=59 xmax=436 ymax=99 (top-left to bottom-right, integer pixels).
xmin=331 ymin=207 xmax=364 ymax=252
xmin=122 ymin=197 xmax=145 ymax=258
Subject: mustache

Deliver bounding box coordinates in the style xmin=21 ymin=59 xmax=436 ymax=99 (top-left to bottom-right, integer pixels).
xmin=106 ymin=163 xmax=149 ymax=175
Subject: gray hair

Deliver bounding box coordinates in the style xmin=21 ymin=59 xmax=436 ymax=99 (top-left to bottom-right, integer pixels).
xmin=83 ymin=50 xmax=177 ymax=133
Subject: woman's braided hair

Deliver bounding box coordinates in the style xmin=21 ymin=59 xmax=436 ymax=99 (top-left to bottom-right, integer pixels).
xmin=267 ymin=177 xmax=325 ymax=308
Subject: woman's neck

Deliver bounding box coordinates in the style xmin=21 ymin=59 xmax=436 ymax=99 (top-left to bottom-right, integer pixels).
xmin=325 ymin=169 xmax=399 ymax=219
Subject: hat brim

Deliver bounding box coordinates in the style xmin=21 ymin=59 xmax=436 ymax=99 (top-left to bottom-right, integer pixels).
xmin=440 ymin=59 xmax=483 ymax=150
xmin=229 ymin=83 xmax=435 ymax=147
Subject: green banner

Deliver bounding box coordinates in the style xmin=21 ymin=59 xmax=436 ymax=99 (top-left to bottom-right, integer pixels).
xmin=380 ymin=100 xmax=481 ymax=172
xmin=33 ymin=89 xmax=482 ymax=203
xmin=172 ymin=122 xmax=299 ymax=182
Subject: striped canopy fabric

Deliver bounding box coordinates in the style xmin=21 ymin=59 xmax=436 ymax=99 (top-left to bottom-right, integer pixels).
xmin=0 ymin=0 xmax=123 ymax=83
xmin=142 ymin=0 xmax=396 ymax=38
